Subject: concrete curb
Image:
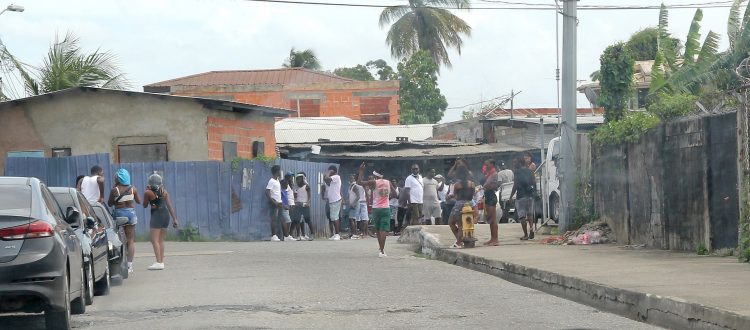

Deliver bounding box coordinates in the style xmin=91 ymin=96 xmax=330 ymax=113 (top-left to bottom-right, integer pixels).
xmin=399 ymin=226 xmax=750 ymax=330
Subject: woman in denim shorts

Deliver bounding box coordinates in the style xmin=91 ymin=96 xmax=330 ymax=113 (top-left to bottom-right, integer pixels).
xmin=108 ymin=168 xmax=141 ymax=274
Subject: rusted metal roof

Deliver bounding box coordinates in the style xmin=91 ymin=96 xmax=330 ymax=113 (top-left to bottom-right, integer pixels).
xmin=145 ymin=68 xmax=354 ymax=88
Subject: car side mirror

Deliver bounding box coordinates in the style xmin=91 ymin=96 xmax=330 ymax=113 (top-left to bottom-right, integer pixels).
xmin=65 ymin=207 xmax=80 ymax=226
xmin=85 ymin=216 xmax=97 ymax=230
xmin=114 ymin=217 xmax=129 ymax=227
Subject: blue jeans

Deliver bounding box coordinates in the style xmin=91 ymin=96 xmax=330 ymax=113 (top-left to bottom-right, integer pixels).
xmin=113 ymin=208 xmax=137 ymax=226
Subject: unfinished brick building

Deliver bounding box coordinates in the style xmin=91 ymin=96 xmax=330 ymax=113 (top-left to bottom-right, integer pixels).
xmin=144 ymin=68 xmax=400 ymax=125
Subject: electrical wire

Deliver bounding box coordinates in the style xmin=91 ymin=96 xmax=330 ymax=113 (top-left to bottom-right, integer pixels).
xmin=242 ymin=0 xmax=736 ymax=10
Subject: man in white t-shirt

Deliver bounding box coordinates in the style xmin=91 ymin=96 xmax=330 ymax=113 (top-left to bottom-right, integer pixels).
xmin=404 ymin=164 xmax=424 ymax=226
xmin=266 ymin=165 xmax=284 ymax=242
xmin=323 ymin=165 xmax=342 ymax=240
xmin=77 ymin=165 xmax=105 ymax=204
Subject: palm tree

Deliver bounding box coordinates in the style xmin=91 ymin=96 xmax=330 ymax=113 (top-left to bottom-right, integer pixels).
xmin=2 ymin=32 xmax=128 ymax=98
xmin=282 ymin=48 xmax=322 ymax=70
xmin=379 ymin=0 xmax=471 ymax=69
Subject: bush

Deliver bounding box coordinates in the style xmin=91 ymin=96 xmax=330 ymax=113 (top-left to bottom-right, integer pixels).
xmin=590 ymin=112 xmax=661 ymax=145
xmin=647 ymin=93 xmax=698 ymax=121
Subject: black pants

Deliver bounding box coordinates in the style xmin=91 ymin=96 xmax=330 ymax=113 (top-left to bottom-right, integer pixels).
xmin=397 ymin=207 xmax=410 ymax=232
xmin=441 ymin=202 xmax=453 ymax=225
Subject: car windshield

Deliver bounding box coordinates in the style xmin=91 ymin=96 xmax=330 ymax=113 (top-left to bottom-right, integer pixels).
xmin=0 ymin=185 xmax=31 ymax=217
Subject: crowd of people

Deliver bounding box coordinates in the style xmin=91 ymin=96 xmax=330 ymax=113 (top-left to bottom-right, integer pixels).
xmin=265 ymin=152 xmax=540 ymax=255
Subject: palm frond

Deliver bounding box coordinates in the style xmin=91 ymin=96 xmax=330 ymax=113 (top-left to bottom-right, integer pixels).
xmin=424 ymin=0 xmax=471 ymax=9
xmin=386 ymin=13 xmax=420 ymax=60
xmin=650 ymin=51 xmax=668 ymax=94
xmin=728 ymin=0 xmax=746 ymax=48
xmin=683 ymin=9 xmax=704 ymax=65
xmin=696 ymin=31 xmax=720 ymax=69
xmin=379 ymin=6 xmax=411 ymax=27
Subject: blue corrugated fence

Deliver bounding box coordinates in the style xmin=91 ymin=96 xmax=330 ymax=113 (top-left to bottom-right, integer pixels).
xmin=5 ymin=154 xmax=338 ymax=240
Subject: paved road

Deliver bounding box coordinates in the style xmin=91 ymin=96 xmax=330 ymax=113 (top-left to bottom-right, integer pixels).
xmin=3 ymin=238 xmax=658 ymax=329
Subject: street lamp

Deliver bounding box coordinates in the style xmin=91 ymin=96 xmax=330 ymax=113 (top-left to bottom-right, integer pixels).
xmin=0 ymin=4 xmax=24 ymax=16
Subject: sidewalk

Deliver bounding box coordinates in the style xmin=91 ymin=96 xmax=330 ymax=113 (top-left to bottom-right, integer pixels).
xmin=398 ymin=224 xmax=750 ymax=330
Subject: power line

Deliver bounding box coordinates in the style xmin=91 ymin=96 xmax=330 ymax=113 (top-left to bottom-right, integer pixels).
xmin=242 ymin=0 xmax=736 ymax=10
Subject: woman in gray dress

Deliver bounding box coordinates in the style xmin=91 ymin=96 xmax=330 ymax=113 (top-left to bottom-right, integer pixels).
xmin=142 ymin=173 xmax=178 ymax=270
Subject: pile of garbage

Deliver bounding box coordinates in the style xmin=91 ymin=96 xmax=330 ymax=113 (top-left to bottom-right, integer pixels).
xmin=540 ymin=221 xmax=613 ymax=245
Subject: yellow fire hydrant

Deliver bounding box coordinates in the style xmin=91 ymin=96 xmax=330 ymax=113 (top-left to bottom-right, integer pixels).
xmin=461 ymin=202 xmax=477 ymax=248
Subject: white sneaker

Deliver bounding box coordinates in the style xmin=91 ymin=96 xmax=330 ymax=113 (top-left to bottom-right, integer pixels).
xmin=128 ymin=266 xmax=133 ymax=274
xmin=379 ymin=252 xmax=387 ymax=258
xmin=271 ymin=235 xmax=281 ymax=242
xmin=147 ymin=262 xmax=165 ymax=270
xmin=303 ymin=235 xmax=310 ymax=241
xmin=333 ymin=234 xmax=341 ymax=241
xmin=351 ymin=235 xmax=360 ymax=239
xmin=285 ymin=236 xmax=297 ymax=241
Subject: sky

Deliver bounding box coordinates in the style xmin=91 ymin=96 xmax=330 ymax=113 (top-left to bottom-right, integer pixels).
xmin=0 ymin=0 xmax=739 ymax=123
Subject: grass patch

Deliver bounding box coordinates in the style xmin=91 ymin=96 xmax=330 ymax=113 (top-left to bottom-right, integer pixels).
xmin=413 ymin=251 xmax=430 ymax=259
xmin=696 ymin=243 xmax=709 ymax=256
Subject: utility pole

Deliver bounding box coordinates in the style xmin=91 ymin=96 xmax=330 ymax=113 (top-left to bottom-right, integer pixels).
xmin=559 ymin=0 xmax=577 ymax=231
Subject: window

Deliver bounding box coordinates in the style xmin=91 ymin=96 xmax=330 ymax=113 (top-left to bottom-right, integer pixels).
xmin=40 ymin=186 xmax=64 ymax=223
xmin=118 ymin=143 xmax=168 ymax=163
xmin=252 ymin=141 xmax=265 ymax=158
xmin=222 ymin=141 xmax=237 ymax=161
xmin=51 ymin=148 xmax=71 ymax=158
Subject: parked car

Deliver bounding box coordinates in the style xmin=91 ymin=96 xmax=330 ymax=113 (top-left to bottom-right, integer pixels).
xmin=49 ymin=187 xmax=110 ymax=306
xmin=0 ymin=177 xmax=86 ymax=330
xmin=91 ymin=202 xmax=129 ymax=279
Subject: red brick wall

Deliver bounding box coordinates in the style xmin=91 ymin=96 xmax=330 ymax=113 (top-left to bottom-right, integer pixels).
xmin=176 ymin=83 xmax=400 ymax=124
xmin=207 ymin=116 xmax=275 ymax=161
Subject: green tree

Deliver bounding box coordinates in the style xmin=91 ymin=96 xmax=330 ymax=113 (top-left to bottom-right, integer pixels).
xmin=333 ymin=65 xmax=375 ymax=81
xmin=282 ymin=48 xmax=322 ymax=70
xmin=366 ymin=59 xmax=397 ymax=80
xmin=397 ymin=50 xmax=447 ymax=124
xmin=650 ymin=5 xmax=720 ymax=96
xmin=599 ymin=42 xmax=635 ymax=122
xmin=1 ymin=32 xmax=128 ymax=98
xmin=625 ymin=27 xmax=684 ymax=62
xmin=647 ymin=93 xmax=698 ymax=121
xmin=379 ymin=0 xmax=472 ymax=69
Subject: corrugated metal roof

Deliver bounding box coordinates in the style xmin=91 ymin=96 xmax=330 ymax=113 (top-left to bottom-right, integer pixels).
xmin=306 ymin=142 xmax=527 ymax=160
xmin=0 ymin=87 xmax=293 ymax=116
xmin=145 ymin=68 xmax=354 ymax=87
xmin=275 ymin=117 xmax=434 ymax=143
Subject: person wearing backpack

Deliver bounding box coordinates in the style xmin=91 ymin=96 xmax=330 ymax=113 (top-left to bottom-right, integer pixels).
xmin=143 ymin=172 xmax=178 ymax=270
xmin=108 ymin=168 xmax=141 ymax=274
xmin=510 ymin=157 xmax=536 ymax=240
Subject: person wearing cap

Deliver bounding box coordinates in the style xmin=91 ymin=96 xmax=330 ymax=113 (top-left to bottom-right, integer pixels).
xmin=358 ymin=162 xmax=396 ymax=257
xmin=143 ymin=172 xmax=178 ymax=270
xmin=108 ymin=168 xmax=141 ymax=274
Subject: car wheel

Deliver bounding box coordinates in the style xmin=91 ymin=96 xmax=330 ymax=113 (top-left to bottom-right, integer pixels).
xmin=84 ymin=260 xmax=94 ymax=305
xmin=120 ymin=245 xmax=129 ymax=279
xmin=549 ymin=194 xmax=560 ymax=221
xmin=70 ymin=265 xmax=86 ymax=315
xmin=45 ymin=269 xmax=71 ymax=330
xmin=94 ymin=263 xmax=110 ymax=296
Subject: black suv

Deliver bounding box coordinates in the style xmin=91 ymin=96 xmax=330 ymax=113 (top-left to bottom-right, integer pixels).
xmin=0 ymin=177 xmax=86 ymax=330
xmin=49 ymin=187 xmax=111 ymax=307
